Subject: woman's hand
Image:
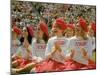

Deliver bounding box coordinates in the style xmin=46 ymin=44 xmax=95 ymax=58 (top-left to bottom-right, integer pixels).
xmin=51 ymin=42 xmax=62 ymax=54
xmin=70 ymin=49 xmax=75 ymax=58
xmin=80 ymin=47 xmax=89 ymax=60
xmin=23 ymin=38 xmax=29 ymax=49
xmin=54 ymin=42 xmax=61 ymax=50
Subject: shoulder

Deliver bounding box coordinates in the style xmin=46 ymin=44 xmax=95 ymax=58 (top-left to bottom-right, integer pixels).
xmin=17 ymin=46 xmax=23 ymax=50
xmin=48 ymin=36 xmax=57 ymax=41
xmin=32 ymin=38 xmax=36 ymax=42
xmin=32 ymin=38 xmax=36 ymax=44
xmin=60 ymin=37 xmax=69 ymax=42
xmin=69 ymin=36 xmax=77 ymax=41
xmin=16 ymin=46 xmax=23 ymax=54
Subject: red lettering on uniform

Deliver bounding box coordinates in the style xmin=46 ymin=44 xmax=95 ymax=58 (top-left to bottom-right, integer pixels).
xmin=75 ymin=41 xmax=87 ymax=46
xmin=35 ymin=44 xmax=46 ymax=50
xmin=56 ymin=40 xmax=65 ymax=45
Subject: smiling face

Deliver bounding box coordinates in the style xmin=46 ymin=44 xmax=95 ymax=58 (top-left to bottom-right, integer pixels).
xmin=75 ymin=24 xmax=87 ymax=39
xmin=52 ymin=24 xmax=63 ymax=37
xmin=65 ymin=27 xmax=74 ymax=38
xmin=88 ymin=25 xmax=94 ymax=37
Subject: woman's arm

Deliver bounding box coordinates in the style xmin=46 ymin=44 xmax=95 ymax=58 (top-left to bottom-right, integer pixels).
xmin=80 ymin=47 xmax=89 ymax=60
xmin=70 ymin=49 xmax=75 ymax=59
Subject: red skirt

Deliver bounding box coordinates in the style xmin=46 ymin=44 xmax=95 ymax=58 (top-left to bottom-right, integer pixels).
xmin=35 ymin=59 xmax=65 ymax=72
xmin=64 ymin=59 xmax=86 ymax=71
xmin=35 ymin=59 xmax=95 ymax=72
xmin=81 ymin=59 xmax=96 ymax=69
xmin=19 ymin=59 xmax=32 ymax=68
xmin=14 ymin=58 xmax=33 ymax=68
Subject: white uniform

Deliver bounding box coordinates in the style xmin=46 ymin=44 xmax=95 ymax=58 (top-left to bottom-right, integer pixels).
xmin=32 ymin=38 xmax=46 ymax=58
xmin=88 ymin=37 xmax=95 ymax=50
xmin=11 ymin=39 xmax=20 ymax=55
xmin=88 ymin=37 xmax=96 ymax=61
xmin=45 ymin=36 xmax=70 ymax=57
xmin=15 ymin=45 xmax=32 ymax=60
xmin=68 ymin=36 xmax=94 ymax=65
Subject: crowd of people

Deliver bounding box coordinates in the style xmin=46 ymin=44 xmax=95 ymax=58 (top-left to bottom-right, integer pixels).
xmin=11 ymin=1 xmax=96 ymax=74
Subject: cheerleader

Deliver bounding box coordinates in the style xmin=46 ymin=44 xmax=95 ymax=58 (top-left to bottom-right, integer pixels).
xmin=45 ymin=18 xmax=69 ymax=56
xmin=66 ymin=18 xmax=96 ymax=70
xmin=11 ymin=26 xmax=22 ymax=56
xmin=32 ymin=22 xmax=49 ymax=58
xmin=87 ymin=22 xmax=96 ymax=62
xmin=33 ymin=18 xmax=71 ymax=72
xmin=12 ymin=26 xmax=37 ymax=74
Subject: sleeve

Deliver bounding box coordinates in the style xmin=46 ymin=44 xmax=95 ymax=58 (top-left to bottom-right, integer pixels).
xmin=15 ymin=47 xmax=22 ymax=57
xmin=92 ymin=38 xmax=96 ymax=50
xmin=31 ymin=41 xmax=36 ymax=56
xmin=67 ymin=39 xmax=74 ymax=51
xmin=17 ymin=40 xmax=21 ymax=46
xmin=65 ymin=40 xmax=72 ymax=57
xmin=45 ymin=39 xmax=52 ymax=56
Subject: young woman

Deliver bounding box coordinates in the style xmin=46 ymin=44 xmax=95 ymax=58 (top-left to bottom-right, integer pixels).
xmin=33 ymin=18 xmax=71 ymax=72
xmin=11 ymin=26 xmax=37 ymax=74
xmin=64 ymin=23 xmax=75 ymax=39
xmin=45 ymin=18 xmax=69 ymax=57
xmin=11 ymin=26 xmax=22 ymax=56
xmin=32 ymin=22 xmax=49 ymax=58
xmin=65 ymin=18 xmax=96 ymax=70
xmin=87 ymin=22 xmax=96 ymax=62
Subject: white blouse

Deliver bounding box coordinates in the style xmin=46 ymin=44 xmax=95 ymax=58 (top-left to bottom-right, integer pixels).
xmin=68 ymin=36 xmax=94 ymax=65
xmin=11 ymin=39 xmax=21 ymax=55
xmin=32 ymin=38 xmax=46 ymax=58
xmin=15 ymin=45 xmax=32 ymax=60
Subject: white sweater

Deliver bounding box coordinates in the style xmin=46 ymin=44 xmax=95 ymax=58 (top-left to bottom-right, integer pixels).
xmin=68 ymin=36 xmax=94 ymax=65
xmin=32 ymin=38 xmax=46 ymax=58
xmin=45 ymin=36 xmax=70 ymax=57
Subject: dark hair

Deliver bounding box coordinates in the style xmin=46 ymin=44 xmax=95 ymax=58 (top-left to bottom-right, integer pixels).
xmin=43 ymin=33 xmax=49 ymax=43
xmin=26 ymin=27 xmax=32 ymax=45
xmin=19 ymin=27 xmax=32 ymax=45
xmin=36 ymin=33 xmax=49 ymax=44
xmin=20 ymin=36 xmax=24 ymax=45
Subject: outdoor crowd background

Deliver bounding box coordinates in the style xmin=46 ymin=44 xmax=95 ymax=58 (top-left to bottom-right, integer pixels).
xmin=11 ymin=1 xmax=96 ymax=31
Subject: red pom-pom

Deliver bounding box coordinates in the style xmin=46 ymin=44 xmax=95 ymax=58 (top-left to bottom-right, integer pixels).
xmin=79 ymin=17 xmax=88 ymax=32
xmin=39 ymin=22 xmax=49 ymax=38
xmin=13 ymin=26 xmax=22 ymax=35
xmin=27 ymin=25 xmax=34 ymax=37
